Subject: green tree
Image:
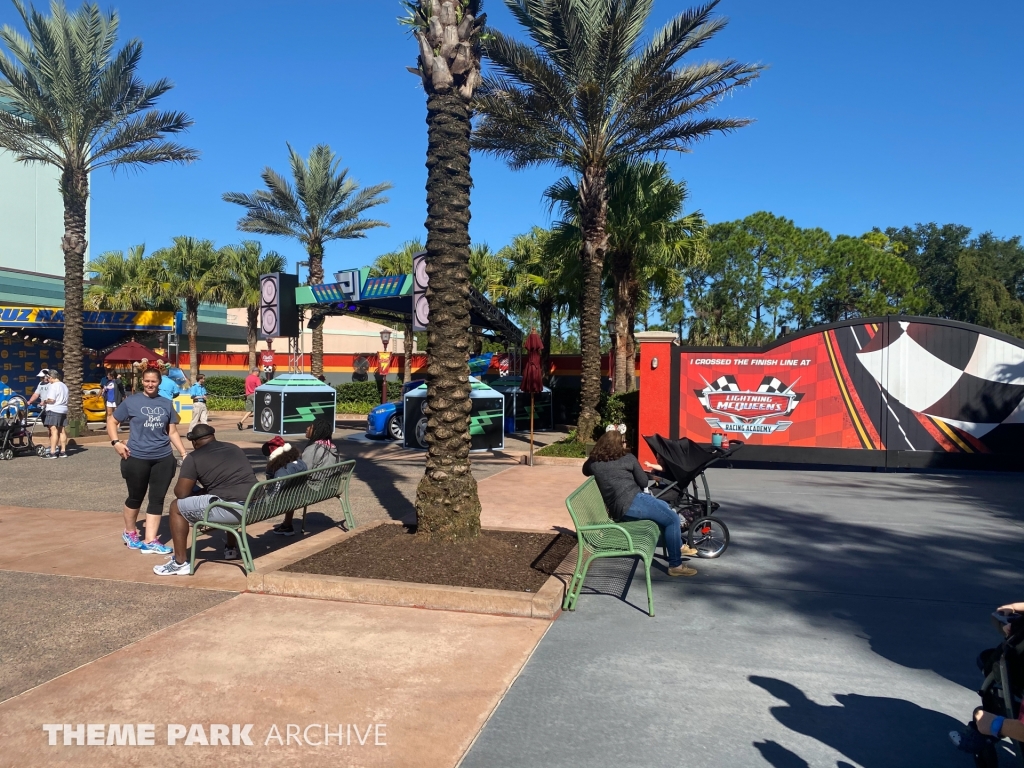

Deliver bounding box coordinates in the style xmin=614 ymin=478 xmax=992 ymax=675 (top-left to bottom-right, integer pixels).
xmin=220 ymin=241 xmax=287 ymax=370
xmin=0 ymin=0 xmax=197 ymax=424
xmin=223 ymin=144 xmax=392 ymax=376
xmin=154 ymin=237 xmax=225 ymax=383
xmin=369 ymin=239 xmax=423 ymax=384
xmin=402 ymin=0 xmax=487 ymax=540
xmin=547 ymin=160 xmax=706 ymax=392
xmin=86 ymin=245 xmax=174 ymax=311
xmin=813 ymin=233 xmax=924 ymax=323
xmin=495 ymin=226 xmax=574 ymax=384
xmin=474 ymin=0 xmax=761 ymax=437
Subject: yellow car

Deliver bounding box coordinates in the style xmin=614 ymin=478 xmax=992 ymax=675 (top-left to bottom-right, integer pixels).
xmin=82 ymin=383 xmax=108 ymax=422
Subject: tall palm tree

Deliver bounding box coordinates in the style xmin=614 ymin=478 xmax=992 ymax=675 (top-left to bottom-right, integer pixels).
xmin=475 ymin=0 xmax=761 ymax=436
xmin=86 ymin=245 xmax=174 ymax=311
xmin=401 ymin=0 xmax=486 ymax=541
xmin=155 ymin=237 xmax=225 ymax=383
xmin=547 ymin=160 xmax=707 ymax=392
xmin=369 ymin=239 xmax=423 ymax=385
xmin=495 ymin=227 xmax=574 ymax=385
xmin=223 ymin=144 xmax=392 ymax=376
xmin=221 ymin=241 xmax=287 ymax=370
xmin=0 ymin=0 xmax=197 ymax=425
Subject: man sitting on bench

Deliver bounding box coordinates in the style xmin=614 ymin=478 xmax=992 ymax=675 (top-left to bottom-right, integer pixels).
xmin=153 ymin=424 xmax=258 ymax=577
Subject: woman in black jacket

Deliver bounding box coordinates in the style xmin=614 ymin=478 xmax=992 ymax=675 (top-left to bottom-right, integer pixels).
xmin=583 ymin=427 xmax=698 ymax=577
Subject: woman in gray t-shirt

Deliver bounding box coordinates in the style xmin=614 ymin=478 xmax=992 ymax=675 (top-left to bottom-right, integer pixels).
xmin=107 ymin=368 xmax=188 ymax=555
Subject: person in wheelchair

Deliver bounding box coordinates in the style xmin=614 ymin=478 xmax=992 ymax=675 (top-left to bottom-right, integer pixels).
xmin=583 ymin=426 xmax=699 ymax=577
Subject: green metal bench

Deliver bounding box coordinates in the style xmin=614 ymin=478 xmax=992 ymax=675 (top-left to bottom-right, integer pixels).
xmin=189 ymin=459 xmax=356 ymax=574
xmin=563 ymin=477 xmax=660 ymax=617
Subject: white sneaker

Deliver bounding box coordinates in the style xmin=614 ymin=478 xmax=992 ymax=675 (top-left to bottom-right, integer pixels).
xmin=153 ymin=558 xmax=190 ymax=576
xmin=224 ymin=547 xmax=240 ymax=561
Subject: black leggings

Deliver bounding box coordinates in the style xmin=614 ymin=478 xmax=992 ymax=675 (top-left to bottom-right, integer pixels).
xmin=121 ymin=455 xmax=177 ymax=515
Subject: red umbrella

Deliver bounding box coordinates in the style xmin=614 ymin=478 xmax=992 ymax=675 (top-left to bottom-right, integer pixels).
xmin=520 ymin=330 xmax=544 ymax=465
xmin=103 ymin=341 xmax=165 ymax=364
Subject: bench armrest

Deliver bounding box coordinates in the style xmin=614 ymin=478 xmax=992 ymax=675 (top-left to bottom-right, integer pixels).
xmin=578 ymin=522 xmax=636 ymax=551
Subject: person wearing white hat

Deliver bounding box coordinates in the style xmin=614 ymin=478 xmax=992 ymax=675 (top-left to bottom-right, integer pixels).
xmin=26 ymin=370 xmax=50 ymax=418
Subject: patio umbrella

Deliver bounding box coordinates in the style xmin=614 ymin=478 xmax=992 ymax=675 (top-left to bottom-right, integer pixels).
xmin=103 ymin=341 xmax=164 ymax=364
xmin=520 ymin=329 xmax=544 ymax=466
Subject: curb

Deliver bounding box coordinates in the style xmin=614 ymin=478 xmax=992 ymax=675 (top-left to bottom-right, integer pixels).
xmin=246 ymin=522 xmax=565 ymax=620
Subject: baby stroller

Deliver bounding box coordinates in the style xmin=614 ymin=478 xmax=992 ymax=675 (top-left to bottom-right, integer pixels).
xmin=0 ymin=396 xmax=47 ymax=461
xmin=643 ymin=434 xmax=739 ymax=559
xmin=954 ymin=612 xmax=1024 ymax=766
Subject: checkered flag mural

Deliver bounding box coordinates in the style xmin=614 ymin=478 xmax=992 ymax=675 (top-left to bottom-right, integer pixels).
xmin=705 ymin=375 xmax=741 ymax=393
xmin=758 ymin=376 xmax=789 ymax=394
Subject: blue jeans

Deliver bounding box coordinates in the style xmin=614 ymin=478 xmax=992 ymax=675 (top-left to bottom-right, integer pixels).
xmin=622 ymin=492 xmax=683 ymax=567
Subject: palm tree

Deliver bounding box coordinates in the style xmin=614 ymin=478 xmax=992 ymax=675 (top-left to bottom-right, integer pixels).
xmin=155 ymin=237 xmax=225 ymax=383
xmin=86 ymin=245 xmax=174 ymax=311
xmin=0 ymin=0 xmax=197 ymax=425
xmin=547 ymin=160 xmax=707 ymax=392
xmin=495 ymin=227 xmax=574 ymax=386
xmin=475 ymin=0 xmax=762 ymax=436
xmin=369 ymin=239 xmax=423 ymax=385
xmin=223 ymin=144 xmax=392 ymax=376
xmin=401 ymin=0 xmax=486 ymax=541
xmin=221 ymin=241 xmax=287 ymax=370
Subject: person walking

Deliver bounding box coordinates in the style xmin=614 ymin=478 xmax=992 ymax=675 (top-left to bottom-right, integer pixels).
xmin=42 ymin=369 xmax=69 ymax=459
xmin=106 ymin=368 xmax=189 ymax=554
xmin=237 ymin=368 xmax=262 ymax=430
xmin=27 ymin=369 xmax=50 ymax=419
xmin=188 ymin=373 xmax=209 ymax=426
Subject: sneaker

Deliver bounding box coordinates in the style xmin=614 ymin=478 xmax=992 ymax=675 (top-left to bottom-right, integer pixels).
xmin=272 ymin=523 xmax=295 ymax=537
xmin=58 ymin=452 xmax=68 ymax=458
xmin=224 ymin=547 xmax=240 ymax=561
xmin=153 ymin=558 xmax=191 ymax=577
xmin=236 ymin=422 xmax=243 ymax=431
xmin=139 ymin=539 xmax=173 ymax=555
xmin=122 ymin=530 xmax=143 ymax=549
xmin=681 ymin=544 xmax=699 ymax=557
xmin=42 ymin=451 xmax=57 ymax=459
xmin=667 ymin=564 xmax=698 ymax=577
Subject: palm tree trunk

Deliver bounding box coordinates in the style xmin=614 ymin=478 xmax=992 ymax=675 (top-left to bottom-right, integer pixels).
xmin=60 ymin=167 xmax=88 ymax=424
xmin=186 ymin=298 xmax=200 ymax=383
xmin=576 ymin=166 xmax=609 ymax=440
xmin=247 ymin=306 xmax=258 ymax=370
xmin=415 ymin=88 xmax=481 ymax=542
xmin=403 ymin=322 xmax=413 ymax=385
xmin=307 ymin=242 xmax=325 ymax=377
xmin=611 ymin=252 xmax=631 ymax=394
xmin=539 ymin=297 xmax=552 ymax=387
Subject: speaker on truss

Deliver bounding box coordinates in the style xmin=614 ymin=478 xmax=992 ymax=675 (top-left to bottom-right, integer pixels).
xmin=259 ymin=273 xmax=299 ymax=339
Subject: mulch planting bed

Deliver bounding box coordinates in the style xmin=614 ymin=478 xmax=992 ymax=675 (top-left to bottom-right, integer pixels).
xmin=282 ymin=525 xmax=576 ymax=593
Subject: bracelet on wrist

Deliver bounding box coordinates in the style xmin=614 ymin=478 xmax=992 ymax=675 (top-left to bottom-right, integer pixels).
xmin=991 ymin=716 xmax=1005 ymax=739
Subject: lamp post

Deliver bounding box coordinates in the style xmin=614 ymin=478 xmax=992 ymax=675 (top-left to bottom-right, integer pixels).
xmin=379 ymin=329 xmax=392 ymax=405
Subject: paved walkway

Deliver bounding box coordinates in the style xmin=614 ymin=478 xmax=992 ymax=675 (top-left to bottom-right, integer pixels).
xmin=462 ymin=468 xmax=1024 ymax=768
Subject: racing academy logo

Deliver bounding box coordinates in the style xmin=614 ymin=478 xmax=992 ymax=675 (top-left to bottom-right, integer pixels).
xmin=695 ymin=375 xmax=803 ymax=437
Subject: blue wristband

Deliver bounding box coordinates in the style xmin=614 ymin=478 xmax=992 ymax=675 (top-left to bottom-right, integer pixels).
xmin=991 ymin=716 xmax=1005 ymax=739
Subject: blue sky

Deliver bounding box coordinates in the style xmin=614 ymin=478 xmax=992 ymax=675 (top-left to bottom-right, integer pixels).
xmin=3 ymin=0 xmax=1021 ymax=275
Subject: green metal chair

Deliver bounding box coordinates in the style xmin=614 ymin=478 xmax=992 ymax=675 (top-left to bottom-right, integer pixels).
xmin=563 ymin=477 xmax=660 ymax=617
xmin=189 ymin=459 xmax=356 ymax=574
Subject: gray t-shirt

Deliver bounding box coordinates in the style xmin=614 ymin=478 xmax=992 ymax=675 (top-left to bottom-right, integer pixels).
xmin=113 ymin=393 xmax=176 ymax=460
xmin=179 ymin=441 xmax=257 ymax=504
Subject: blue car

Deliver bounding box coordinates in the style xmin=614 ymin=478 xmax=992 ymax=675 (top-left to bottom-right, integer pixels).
xmin=365 ymin=380 xmax=425 ymax=441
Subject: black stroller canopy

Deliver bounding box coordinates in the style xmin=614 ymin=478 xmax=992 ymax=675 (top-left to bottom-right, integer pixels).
xmin=644 ymin=434 xmax=718 ymax=486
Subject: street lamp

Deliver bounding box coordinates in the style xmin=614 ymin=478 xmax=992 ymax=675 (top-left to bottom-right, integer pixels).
xmin=379 ymin=329 xmax=392 ymax=404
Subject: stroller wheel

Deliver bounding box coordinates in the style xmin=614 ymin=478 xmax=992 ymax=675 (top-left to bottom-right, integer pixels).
xmin=1 ymin=448 xmax=13 ymax=461
xmin=688 ymin=516 xmax=729 ymax=559
xmin=35 ymin=446 xmax=49 ymax=458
